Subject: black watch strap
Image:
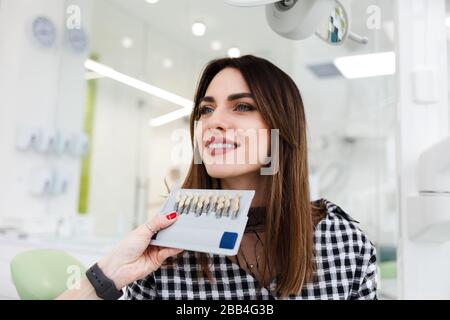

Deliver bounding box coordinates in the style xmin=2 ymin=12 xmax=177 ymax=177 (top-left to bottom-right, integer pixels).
xmin=86 ymin=263 xmax=123 ymax=300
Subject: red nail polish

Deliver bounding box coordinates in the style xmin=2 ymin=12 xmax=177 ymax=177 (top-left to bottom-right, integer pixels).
xmin=166 ymin=211 xmax=177 ymax=220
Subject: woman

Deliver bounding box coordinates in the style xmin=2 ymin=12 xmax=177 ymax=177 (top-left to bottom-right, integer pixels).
xmin=59 ymin=55 xmax=377 ymax=300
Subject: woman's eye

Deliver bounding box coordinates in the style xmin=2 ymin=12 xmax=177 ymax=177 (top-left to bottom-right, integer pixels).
xmin=198 ymin=106 xmax=214 ymax=115
xmin=234 ymin=103 xmax=255 ymax=112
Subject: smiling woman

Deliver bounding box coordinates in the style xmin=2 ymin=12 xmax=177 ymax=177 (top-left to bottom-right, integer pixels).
xmin=124 ymin=55 xmax=378 ymax=300
xmin=194 ymin=68 xmax=270 ymax=177
xmin=58 ymin=54 xmax=377 ymax=301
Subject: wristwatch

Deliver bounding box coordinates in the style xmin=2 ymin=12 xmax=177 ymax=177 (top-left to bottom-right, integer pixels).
xmin=85 ymin=263 xmax=123 ymax=300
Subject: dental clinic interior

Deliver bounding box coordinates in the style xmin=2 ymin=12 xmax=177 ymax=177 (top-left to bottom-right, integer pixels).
xmin=1 ymin=0 xmax=450 ymax=300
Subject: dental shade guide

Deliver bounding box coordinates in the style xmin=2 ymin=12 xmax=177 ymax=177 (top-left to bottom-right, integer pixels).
xmin=181 ymin=192 xmax=192 ymax=215
xmin=215 ymin=195 xmax=225 ymax=218
xmin=208 ymin=192 xmax=218 ymax=215
xmin=223 ymin=194 xmax=231 ymax=217
xmin=189 ymin=194 xmax=199 ymax=215
xmin=201 ymin=192 xmax=212 ymax=215
xmin=153 ymin=188 xmax=255 ymax=256
xmin=177 ymin=193 xmax=187 ymax=214
xmin=174 ymin=191 xmax=181 ymax=212
xmin=231 ymin=194 xmax=240 ymax=219
xmin=196 ymin=194 xmax=201 ymax=211
xmin=195 ymin=195 xmax=203 ymax=216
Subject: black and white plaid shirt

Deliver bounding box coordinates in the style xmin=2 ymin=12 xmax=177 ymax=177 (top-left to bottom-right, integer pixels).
xmin=125 ymin=199 xmax=377 ymax=300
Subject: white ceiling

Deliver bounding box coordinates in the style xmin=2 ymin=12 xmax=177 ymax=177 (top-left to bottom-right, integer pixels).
xmin=91 ymin=0 xmax=398 ymax=142
xmin=101 ymin=0 xmax=396 ymax=83
xmin=108 ymin=0 xmax=296 ymax=71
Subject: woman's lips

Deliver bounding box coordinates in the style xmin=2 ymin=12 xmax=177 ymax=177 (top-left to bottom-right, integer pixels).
xmin=204 ymin=136 xmax=240 ymax=156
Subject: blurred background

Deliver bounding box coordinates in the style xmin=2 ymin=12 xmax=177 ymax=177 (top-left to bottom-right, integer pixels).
xmin=0 ymin=0 xmax=449 ymax=300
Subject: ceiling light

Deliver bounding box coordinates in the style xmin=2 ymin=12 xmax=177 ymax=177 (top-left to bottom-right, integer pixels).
xmin=149 ymin=107 xmax=192 ymax=127
xmin=162 ymin=58 xmax=173 ymax=69
xmin=227 ymin=47 xmax=240 ymax=58
xmin=333 ymin=51 xmax=395 ymax=79
xmin=145 ymin=0 xmax=159 ymax=4
xmin=85 ymin=71 xmax=104 ymax=80
xmin=121 ymin=37 xmax=133 ymax=49
xmin=84 ymin=59 xmax=193 ymax=109
xmin=211 ymin=40 xmax=222 ymax=51
xmin=192 ymin=22 xmax=206 ymax=36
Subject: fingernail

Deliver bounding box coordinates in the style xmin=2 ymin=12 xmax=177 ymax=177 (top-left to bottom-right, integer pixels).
xmin=166 ymin=211 xmax=177 ymax=220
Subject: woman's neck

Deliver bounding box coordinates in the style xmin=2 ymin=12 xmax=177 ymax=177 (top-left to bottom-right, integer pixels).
xmin=220 ymin=172 xmax=266 ymax=207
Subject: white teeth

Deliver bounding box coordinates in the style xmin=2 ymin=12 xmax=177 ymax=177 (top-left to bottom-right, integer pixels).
xmin=207 ymin=143 xmax=236 ymax=149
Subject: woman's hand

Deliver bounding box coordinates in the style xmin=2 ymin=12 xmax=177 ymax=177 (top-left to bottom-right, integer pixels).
xmin=97 ymin=211 xmax=183 ymax=290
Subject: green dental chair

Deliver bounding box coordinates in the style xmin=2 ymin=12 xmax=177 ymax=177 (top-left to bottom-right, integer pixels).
xmin=10 ymin=249 xmax=86 ymax=300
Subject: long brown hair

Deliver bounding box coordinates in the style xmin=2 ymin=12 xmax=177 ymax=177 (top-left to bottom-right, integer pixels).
xmin=179 ymin=54 xmax=325 ymax=298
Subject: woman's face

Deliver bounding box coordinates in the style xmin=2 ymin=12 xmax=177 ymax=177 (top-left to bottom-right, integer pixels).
xmin=195 ymin=67 xmax=270 ymax=179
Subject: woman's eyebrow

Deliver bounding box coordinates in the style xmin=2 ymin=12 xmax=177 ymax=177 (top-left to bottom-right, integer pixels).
xmin=198 ymin=93 xmax=254 ymax=104
xmin=227 ymin=92 xmax=254 ymax=101
xmin=198 ymin=96 xmax=215 ymax=104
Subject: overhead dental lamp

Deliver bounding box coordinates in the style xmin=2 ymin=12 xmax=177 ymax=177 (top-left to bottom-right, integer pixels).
xmin=224 ymin=0 xmax=368 ymax=45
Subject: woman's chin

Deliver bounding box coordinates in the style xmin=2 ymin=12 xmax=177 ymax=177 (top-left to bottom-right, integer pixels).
xmin=204 ymin=165 xmax=236 ymax=179
xmin=204 ymin=164 xmax=261 ymax=180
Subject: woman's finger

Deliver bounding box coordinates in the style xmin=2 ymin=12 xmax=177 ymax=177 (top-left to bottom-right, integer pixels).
xmin=157 ymin=247 xmax=184 ymax=262
xmin=139 ymin=211 xmax=178 ymax=237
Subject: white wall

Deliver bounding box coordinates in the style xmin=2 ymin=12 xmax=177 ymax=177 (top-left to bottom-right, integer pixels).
xmin=0 ymin=0 xmax=88 ymax=235
xmin=396 ymin=0 xmax=450 ymax=299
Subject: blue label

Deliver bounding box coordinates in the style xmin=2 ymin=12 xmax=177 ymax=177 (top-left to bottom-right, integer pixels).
xmin=219 ymin=232 xmax=238 ymax=250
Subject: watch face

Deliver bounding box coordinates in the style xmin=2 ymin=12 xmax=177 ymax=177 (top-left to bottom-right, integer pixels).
xmin=32 ymin=16 xmax=57 ymax=47
xmin=66 ymin=28 xmax=88 ymax=54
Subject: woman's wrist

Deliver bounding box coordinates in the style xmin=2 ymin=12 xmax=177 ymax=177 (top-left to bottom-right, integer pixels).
xmin=97 ymin=255 xmax=127 ymax=290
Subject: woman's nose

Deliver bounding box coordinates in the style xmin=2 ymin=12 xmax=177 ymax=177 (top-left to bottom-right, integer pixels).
xmin=205 ymin=106 xmax=232 ymax=130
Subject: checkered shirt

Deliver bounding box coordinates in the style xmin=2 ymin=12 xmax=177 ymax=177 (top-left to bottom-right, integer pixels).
xmin=125 ymin=199 xmax=378 ymax=300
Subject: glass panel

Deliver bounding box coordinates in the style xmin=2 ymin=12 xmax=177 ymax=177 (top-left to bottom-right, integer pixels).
xmin=0 ymin=0 xmax=402 ymax=300
xmin=85 ymin=0 xmax=398 ymax=297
